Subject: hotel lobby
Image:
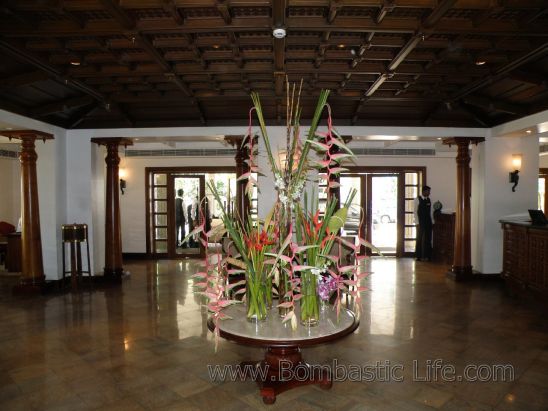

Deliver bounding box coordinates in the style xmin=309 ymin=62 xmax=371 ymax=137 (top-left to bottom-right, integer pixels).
xmin=0 ymin=1 xmax=548 ymax=410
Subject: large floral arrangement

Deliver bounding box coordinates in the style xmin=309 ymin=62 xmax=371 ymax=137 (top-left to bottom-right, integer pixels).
xmin=190 ymin=80 xmax=370 ymax=348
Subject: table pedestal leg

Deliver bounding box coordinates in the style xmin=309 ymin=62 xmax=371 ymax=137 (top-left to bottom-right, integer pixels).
xmin=243 ymin=346 xmax=332 ymax=404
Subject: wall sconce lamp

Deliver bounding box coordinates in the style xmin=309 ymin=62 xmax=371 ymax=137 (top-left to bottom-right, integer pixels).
xmin=119 ymin=168 xmax=127 ymax=195
xmin=509 ymin=154 xmax=522 ymax=192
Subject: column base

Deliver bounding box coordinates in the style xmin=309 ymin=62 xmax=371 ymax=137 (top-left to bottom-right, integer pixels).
xmin=13 ymin=276 xmax=46 ymax=295
xmin=446 ymin=265 xmax=474 ymax=281
xmin=103 ymin=267 xmax=124 ymax=283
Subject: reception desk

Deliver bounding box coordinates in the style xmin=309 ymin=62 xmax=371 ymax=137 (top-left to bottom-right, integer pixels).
xmin=501 ymin=221 xmax=548 ymax=297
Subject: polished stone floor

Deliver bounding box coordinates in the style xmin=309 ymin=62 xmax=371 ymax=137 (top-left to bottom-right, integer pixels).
xmin=0 ymin=258 xmax=547 ymax=411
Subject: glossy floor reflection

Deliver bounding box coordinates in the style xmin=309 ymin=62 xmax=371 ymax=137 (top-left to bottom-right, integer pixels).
xmin=1 ymin=258 xmax=547 ymax=410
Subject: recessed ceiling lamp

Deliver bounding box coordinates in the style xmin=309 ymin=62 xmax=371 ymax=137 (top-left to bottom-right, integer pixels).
xmin=475 ymin=60 xmax=486 ymax=66
xmin=212 ymin=44 xmax=220 ymax=49
xmin=338 ymin=44 xmax=346 ymax=48
xmin=70 ymin=58 xmax=81 ymax=66
xmin=272 ymin=28 xmax=286 ymax=39
xmin=526 ymin=130 xmax=532 ymax=134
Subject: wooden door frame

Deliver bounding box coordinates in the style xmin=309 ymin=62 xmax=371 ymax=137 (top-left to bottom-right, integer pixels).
xmin=342 ymin=166 xmax=427 ymax=257
xmin=145 ymin=166 xmax=236 ymax=258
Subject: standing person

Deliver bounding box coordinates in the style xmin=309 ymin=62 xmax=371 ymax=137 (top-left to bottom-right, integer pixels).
xmin=414 ymin=185 xmax=434 ymax=261
xmin=187 ymin=199 xmax=196 ymax=247
xmin=204 ymin=197 xmax=212 ymax=234
xmin=175 ymin=189 xmax=186 ymax=247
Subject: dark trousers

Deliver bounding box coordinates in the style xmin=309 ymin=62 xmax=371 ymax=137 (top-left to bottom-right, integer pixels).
xmin=416 ymin=223 xmax=432 ymax=260
xmin=176 ymin=221 xmax=186 ymax=245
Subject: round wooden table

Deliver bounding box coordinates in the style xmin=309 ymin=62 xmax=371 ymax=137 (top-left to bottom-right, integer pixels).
xmin=208 ymin=304 xmax=359 ymax=404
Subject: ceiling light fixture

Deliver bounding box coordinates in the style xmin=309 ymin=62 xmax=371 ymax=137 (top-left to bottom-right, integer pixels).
xmin=272 ymin=28 xmax=286 ymax=39
xmin=338 ymin=44 xmax=346 ymax=48
xmin=526 ymin=130 xmax=532 ymax=134
xmin=212 ymin=44 xmax=220 ymax=49
xmin=475 ymin=60 xmax=486 ymax=66
xmin=70 ymin=59 xmax=81 ymax=66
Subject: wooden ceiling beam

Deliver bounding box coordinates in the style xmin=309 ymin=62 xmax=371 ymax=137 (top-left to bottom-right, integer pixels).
xmin=388 ymin=34 xmax=423 ymax=71
xmin=364 ymin=0 xmax=457 ymax=100
xmin=0 ymin=38 xmax=107 ymax=103
xmin=97 ymin=1 xmax=201 ymax=121
xmin=0 ymin=3 xmax=37 ymax=27
xmin=452 ymin=42 xmax=548 ymax=101
xmin=217 ymin=1 xmax=232 ymax=25
xmin=509 ymin=69 xmax=547 ymax=86
xmin=376 ymin=0 xmax=396 ymax=24
xmin=66 ymin=102 xmax=98 ymax=128
xmin=0 ymin=93 xmax=29 ymax=117
xmin=1 ymin=70 xmax=50 ymax=87
xmin=272 ymin=0 xmax=286 ymax=97
xmin=421 ymin=0 xmax=459 ymax=29
xmin=54 ymin=1 xmax=87 ymax=28
xmin=457 ymin=102 xmax=492 ymax=127
xmin=162 ymin=0 xmax=184 ymax=26
xmin=1 ymin=16 xmax=547 ymax=38
xmin=462 ymin=95 xmax=526 ymax=116
xmin=30 ymin=95 xmax=94 ymax=117
xmin=328 ymin=0 xmax=341 ymax=24
xmin=135 ymin=33 xmax=171 ymax=72
xmin=98 ymin=0 xmax=135 ymax=30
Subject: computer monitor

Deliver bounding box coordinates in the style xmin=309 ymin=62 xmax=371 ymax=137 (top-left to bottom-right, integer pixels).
xmin=528 ymin=209 xmax=548 ymax=226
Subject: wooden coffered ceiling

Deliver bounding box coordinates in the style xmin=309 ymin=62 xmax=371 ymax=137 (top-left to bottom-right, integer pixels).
xmin=0 ymin=0 xmax=547 ymax=129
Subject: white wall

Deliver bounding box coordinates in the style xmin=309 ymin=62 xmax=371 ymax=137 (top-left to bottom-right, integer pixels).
xmin=0 ymin=109 xmax=66 ymax=280
xmin=63 ymin=130 xmax=105 ymax=274
xmin=472 ymin=134 xmax=539 ymax=274
xmin=0 ymin=157 xmax=20 ymax=225
xmin=37 ymin=133 xmax=67 ymax=280
xmin=540 ymin=155 xmax=548 ymax=167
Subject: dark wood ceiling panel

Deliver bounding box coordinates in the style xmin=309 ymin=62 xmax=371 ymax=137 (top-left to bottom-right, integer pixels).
xmin=0 ymin=0 xmax=546 ymax=129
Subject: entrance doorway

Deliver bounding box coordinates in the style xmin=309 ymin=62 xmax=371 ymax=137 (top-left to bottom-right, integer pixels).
xmin=339 ymin=168 xmax=425 ymax=257
xmin=146 ymin=167 xmax=258 ymax=259
xmin=172 ymin=175 xmax=205 ymax=257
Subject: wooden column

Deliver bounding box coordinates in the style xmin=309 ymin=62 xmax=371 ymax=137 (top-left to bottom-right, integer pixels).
xmin=225 ymin=135 xmax=250 ymax=219
xmin=91 ymin=138 xmax=133 ymax=282
xmin=4 ymin=130 xmax=53 ymax=294
xmin=443 ymin=137 xmax=485 ymax=281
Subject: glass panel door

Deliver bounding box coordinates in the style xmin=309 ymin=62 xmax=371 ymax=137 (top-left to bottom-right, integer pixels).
xmin=172 ymin=175 xmax=205 ymax=257
xmin=404 ymin=172 xmax=420 ymax=254
xmin=340 ymin=176 xmax=364 ymax=248
xmin=150 ymin=173 xmax=168 ymax=254
xmin=370 ymin=175 xmax=398 ymax=254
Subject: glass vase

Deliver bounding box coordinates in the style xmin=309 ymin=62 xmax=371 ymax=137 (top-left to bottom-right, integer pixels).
xmin=246 ymin=275 xmax=268 ymax=322
xmin=300 ymin=270 xmax=320 ymax=326
xmin=264 ymin=276 xmax=273 ymax=309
